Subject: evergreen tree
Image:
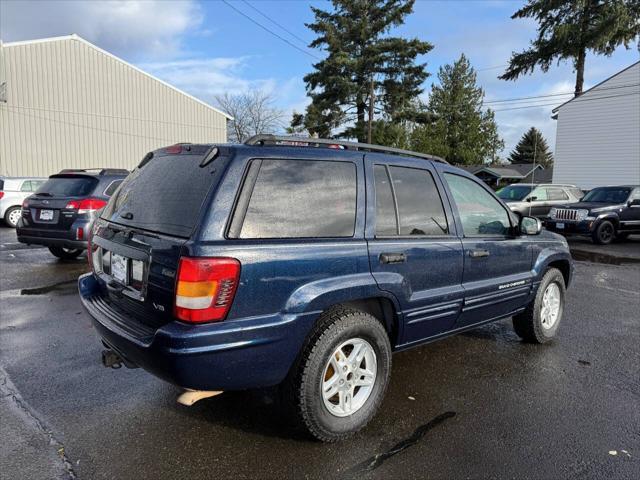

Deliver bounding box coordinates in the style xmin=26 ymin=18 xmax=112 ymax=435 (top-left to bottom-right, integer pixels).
xmin=508 ymin=127 xmax=554 ymax=168
xmin=297 ymin=0 xmax=432 ymax=142
xmin=411 ymin=54 xmax=504 ymax=165
xmin=499 ymin=1 xmax=640 ymax=96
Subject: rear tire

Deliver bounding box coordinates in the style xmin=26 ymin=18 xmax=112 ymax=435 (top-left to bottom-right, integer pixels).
xmin=284 ymin=306 xmax=391 ymax=442
xmin=513 ymin=268 xmax=565 ymax=344
xmin=4 ymin=206 xmax=22 ymax=228
xmin=592 ymin=220 xmax=615 ymax=245
xmin=48 ymin=246 xmax=83 ymax=260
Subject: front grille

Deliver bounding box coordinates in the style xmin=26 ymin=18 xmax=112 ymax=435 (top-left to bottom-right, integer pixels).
xmin=555 ymin=209 xmax=578 ymax=221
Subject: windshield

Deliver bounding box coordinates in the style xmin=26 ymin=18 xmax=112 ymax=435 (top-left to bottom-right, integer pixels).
xmin=581 ymin=187 xmax=631 ymax=203
xmin=35 ymin=176 xmax=98 ymax=197
xmin=496 ymin=185 xmax=534 ymax=201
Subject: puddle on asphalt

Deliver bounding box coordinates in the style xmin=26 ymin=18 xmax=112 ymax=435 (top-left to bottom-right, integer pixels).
xmin=571 ymin=249 xmax=640 ymax=266
xmin=20 ymin=279 xmax=77 ymax=295
xmin=344 ymin=411 xmax=456 ymax=477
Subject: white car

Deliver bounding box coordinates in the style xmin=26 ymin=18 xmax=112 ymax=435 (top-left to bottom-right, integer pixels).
xmin=0 ymin=177 xmax=46 ymax=228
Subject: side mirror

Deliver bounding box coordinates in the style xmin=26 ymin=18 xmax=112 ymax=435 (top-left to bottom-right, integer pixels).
xmin=520 ymin=216 xmax=542 ymax=235
xmin=628 ymin=199 xmax=640 ymax=207
xmin=526 ymin=196 xmax=537 ymax=202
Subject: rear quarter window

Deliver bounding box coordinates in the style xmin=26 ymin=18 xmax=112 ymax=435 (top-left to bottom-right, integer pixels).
xmin=230 ymin=159 xmax=357 ymax=239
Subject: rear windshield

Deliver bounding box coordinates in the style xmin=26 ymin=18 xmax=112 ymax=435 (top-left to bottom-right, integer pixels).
xmin=36 ymin=176 xmax=99 ymax=197
xmin=101 ymin=152 xmax=217 ymax=238
xmin=0 ymin=179 xmax=4 ymax=190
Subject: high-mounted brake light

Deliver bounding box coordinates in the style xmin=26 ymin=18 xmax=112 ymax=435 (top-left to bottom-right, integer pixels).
xmin=65 ymin=198 xmax=107 ymax=214
xmin=174 ymin=257 xmax=241 ymax=323
xmin=165 ymin=144 xmax=182 ymax=154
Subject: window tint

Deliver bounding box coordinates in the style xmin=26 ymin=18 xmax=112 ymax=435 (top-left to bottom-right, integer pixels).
xmin=20 ymin=181 xmax=32 ymax=192
xmin=496 ymin=185 xmax=533 ymax=201
xmin=104 ymin=180 xmax=123 ymax=197
xmin=237 ymin=159 xmax=357 ymax=239
xmin=444 ymin=173 xmax=511 ymax=236
xmin=388 ymin=166 xmax=448 ymax=236
xmin=374 ymin=165 xmax=397 ymax=236
xmin=102 ymin=153 xmax=218 ymax=238
xmin=547 ymin=187 xmax=569 ymax=201
xmin=582 ymin=187 xmax=631 ymax=203
xmin=36 ymin=176 xmax=98 ymax=197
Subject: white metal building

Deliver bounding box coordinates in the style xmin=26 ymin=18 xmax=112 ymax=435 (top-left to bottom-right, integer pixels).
xmin=0 ymin=35 xmax=230 ymax=177
xmin=552 ymin=61 xmax=640 ymax=189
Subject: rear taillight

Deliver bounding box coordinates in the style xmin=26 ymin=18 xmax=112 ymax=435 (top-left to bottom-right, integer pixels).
xmin=174 ymin=257 xmax=241 ymax=323
xmin=65 ymin=198 xmax=108 ymax=214
xmin=0 ymin=192 xmax=4 ymax=199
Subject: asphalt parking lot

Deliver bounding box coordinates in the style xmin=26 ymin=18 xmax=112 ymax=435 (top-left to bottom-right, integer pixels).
xmin=1 ymin=227 xmax=639 ymax=479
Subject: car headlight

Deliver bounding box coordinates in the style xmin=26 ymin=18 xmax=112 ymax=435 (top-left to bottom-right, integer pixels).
xmin=576 ymin=209 xmax=589 ymax=221
xmin=549 ymin=207 xmax=557 ymax=219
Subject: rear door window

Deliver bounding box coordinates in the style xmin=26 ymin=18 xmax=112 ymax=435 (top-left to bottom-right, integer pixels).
xmin=102 ymin=152 xmax=218 ymax=238
xmin=547 ymin=188 xmax=569 ymax=201
xmin=36 ymin=176 xmax=99 ymax=197
xmin=375 ymin=165 xmax=448 ymax=236
xmin=231 ymin=159 xmax=357 ymax=239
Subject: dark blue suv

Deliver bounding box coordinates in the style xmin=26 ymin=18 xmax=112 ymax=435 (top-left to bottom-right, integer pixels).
xmin=79 ymin=136 xmax=573 ymax=441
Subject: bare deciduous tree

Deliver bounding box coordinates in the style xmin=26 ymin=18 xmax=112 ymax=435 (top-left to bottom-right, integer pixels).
xmin=214 ymin=90 xmax=285 ymax=143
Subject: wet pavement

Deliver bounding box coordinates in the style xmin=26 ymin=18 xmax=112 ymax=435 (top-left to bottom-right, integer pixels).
xmin=1 ymin=227 xmax=639 ymax=479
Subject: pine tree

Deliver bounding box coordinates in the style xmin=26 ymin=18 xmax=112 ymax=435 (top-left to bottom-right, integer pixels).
xmin=297 ymin=0 xmax=432 ymax=142
xmin=499 ymin=1 xmax=640 ymax=96
xmin=508 ymin=127 xmax=554 ymax=168
xmin=411 ymin=54 xmax=504 ymax=165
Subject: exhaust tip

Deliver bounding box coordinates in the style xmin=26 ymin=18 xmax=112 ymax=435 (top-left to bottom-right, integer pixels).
xmin=177 ymin=389 xmax=223 ymax=406
xmin=101 ymin=349 xmax=123 ymax=369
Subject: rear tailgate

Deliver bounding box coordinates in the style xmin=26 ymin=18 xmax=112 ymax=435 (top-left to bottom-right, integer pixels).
xmin=23 ymin=175 xmax=99 ymax=230
xmin=91 ymin=145 xmax=229 ymax=331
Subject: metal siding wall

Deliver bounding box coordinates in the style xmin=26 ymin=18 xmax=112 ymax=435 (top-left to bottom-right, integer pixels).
xmin=553 ymin=64 xmax=640 ymax=189
xmin=0 ymin=38 xmax=227 ymax=177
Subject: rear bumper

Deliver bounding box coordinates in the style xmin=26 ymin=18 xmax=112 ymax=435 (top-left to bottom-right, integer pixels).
xmin=17 ymin=219 xmax=90 ymax=249
xmin=78 ymin=273 xmax=317 ymax=390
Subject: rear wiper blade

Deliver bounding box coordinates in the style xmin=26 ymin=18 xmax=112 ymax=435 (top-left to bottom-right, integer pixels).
xmin=35 ymin=192 xmax=54 ymax=197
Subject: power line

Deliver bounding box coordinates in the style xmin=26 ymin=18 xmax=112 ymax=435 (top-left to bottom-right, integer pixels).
xmin=240 ymin=0 xmax=310 ymax=47
xmin=492 ymin=91 xmax=639 ymax=112
xmin=222 ymin=0 xmax=321 ymax=61
xmin=484 ymin=82 xmax=639 ymax=105
xmin=5 ymin=104 xmax=227 ymax=131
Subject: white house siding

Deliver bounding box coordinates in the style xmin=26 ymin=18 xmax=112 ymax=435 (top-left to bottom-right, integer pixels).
xmin=0 ymin=36 xmax=229 ymax=177
xmin=553 ymin=62 xmax=640 ymax=189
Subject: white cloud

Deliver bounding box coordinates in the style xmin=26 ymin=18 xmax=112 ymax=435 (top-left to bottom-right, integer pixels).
xmin=139 ymin=57 xmax=280 ymax=102
xmin=0 ymin=0 xmax=203 ymax=60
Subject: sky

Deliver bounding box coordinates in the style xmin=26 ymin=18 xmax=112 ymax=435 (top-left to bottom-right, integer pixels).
xmin=2 ymin=0 xmax=639 ymax=158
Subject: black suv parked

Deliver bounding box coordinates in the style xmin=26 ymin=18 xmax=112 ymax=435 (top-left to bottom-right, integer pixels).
xmin=546 ymin=185 xmax=640 ymax=244
xmin=17 ymin=168 xmax=128 ymax=258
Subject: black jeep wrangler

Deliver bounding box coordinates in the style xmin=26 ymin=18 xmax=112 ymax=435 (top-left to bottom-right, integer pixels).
xmin=545 ymin=185 xmax=640 ymax=244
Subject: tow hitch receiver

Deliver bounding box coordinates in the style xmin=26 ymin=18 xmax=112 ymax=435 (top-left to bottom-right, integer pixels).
xmin=177 ymin=389 xmax=223 ymax=406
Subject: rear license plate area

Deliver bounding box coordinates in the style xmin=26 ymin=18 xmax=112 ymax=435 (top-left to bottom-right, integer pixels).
xmin=39 ymin=209 xmax=54 ymax=221
xmin=111 ymin=253 xmax=128 ymax=284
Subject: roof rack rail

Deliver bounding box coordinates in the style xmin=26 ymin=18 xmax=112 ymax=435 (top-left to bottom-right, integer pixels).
xmin=59 ymin=168 xmax=129 ymax=175
xmin=244 ymin=134 xmax=449 ymax=164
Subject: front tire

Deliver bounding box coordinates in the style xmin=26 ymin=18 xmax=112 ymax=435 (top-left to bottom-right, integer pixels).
xmin=285 ymin=306 xmax=391 ymax=442
xmin=592 ymin=220 xmax=615 ymax=245
xmin=4 ymin=206 xmax=22 ymax=228
xmin=48 ymin=246 xmax=83 ymax=259
xmin=513 ymin=268 xmax=566 ymax=344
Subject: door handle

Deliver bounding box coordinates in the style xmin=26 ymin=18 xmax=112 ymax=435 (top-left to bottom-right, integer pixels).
xmin=469 ymin=249 xmax=490 ymax=258
xmin=380 ymin=252 xmax=406 ymax=264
